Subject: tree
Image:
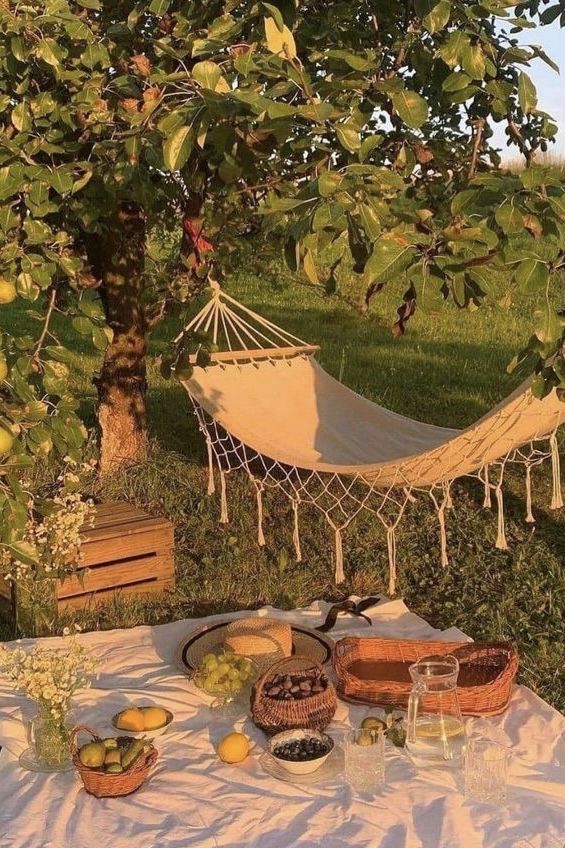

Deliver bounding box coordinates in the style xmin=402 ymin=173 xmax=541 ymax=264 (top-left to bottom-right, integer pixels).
xmin=1 ymin=0 xmax=565 ymax=547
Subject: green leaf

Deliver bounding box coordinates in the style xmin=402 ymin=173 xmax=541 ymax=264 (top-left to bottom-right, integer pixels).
xmin=391 ymin=90 xmax=429 ymax=128
xmin=336 ymin=123 xmax=360 ymax=152
xmin=359 ymin=204 xmax=381 ymax=240
xmin=534 ymin=305 xmax=562 ymax=344
xmin=359 ymin=135 xmax=383 ymax=162
xmin=437 ymin=32 xmax=469 ymax=69
xmin=42 ymin=360 xmax=69 ymax=396
xmin=44 ymin=346 xmax=74 ymax=364
xmin=37 ymin=39 xmax=64 ymax=67
xmin=364 ymin=238 xmax=415 ymax=281
xmin=423 ymin=0 xmax=450 ymax=33
xmin=461 ymin=43 xmax=485 ymax=79
xmin=163 ymin=126 xmax=193 ymax=171
xmin=264 ymin=17 xmax=296 ymax=59
xmin=92 ymin=325 xmax=109 ymax=350
xmin=495 ymin=203 xmax=524 ymax=234
xmin=548 ymin=195 xmax=565 ymax=217
xmin=48 ymin=168 xmax=73 ymax=196
xmin=518 ymin=72 xmax=537 ymax=115
xmin=192 ymin=61 xmax=222 ymax=91
xmin=442 ymin=72 xmax=472 ymax=93
xmin=318 ymin=171 xmax=343 ymax=197
xmin=515 ymin=259 xmax=549 ymax=294
xmin=262 ymin=2 xmax=285 ymax=29
xmin=303 ymin=250 xmax=319 ymax=284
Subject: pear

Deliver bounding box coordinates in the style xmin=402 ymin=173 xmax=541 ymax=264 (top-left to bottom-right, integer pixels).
xmin=121 ymin=738 xmax=146 ymax=770
xmin=78 ymin=741 xmax=106 ymax=768
xmin=105 ymin=763 xmax=124 ymax=774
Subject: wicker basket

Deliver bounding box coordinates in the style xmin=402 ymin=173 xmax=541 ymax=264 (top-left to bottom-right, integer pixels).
xmin=333 ymin=638 xmax=518 ymax=717
xmin=251 ymin=655 xmax=337 ymax=736
xmin=71 ymin=725 xmax=158 ymax=798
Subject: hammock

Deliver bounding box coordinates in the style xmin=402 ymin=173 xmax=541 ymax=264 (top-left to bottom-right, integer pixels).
xmin=178 ymin=283 xmax=565 ymax=592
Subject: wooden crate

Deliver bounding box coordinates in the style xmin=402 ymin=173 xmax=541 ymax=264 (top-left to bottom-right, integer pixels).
xmin=0 ymin=502 xmax=175 ymax=614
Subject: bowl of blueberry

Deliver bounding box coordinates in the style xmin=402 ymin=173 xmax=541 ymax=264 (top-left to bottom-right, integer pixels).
xmin=269 ymin=728 xmax=334 ymax=775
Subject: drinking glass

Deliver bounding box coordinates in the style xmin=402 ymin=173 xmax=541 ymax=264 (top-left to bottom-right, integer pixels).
xmin=464 ymin=739 xmax=510 ymax=804
xmin=344 ymin=728 xmax=385 ymax=791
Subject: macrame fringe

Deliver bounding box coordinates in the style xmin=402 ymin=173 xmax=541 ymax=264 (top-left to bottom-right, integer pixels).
xmin=255 ymin=484 xmax=265 ymax=546
xmin=437 ymin=502 xmax=449 ymax=568
xmin=550 ymin=433 xmax=563 ymax=510
xmin=387 ymin=527 xmax=397 ymax=596
xmin=219 ymin=470 xmax=229 ymax=524
xmin=334 ymin=528 xmax=344 ymax=584
xmin=525 ymin=464 xmax=535 ymax=523
xmin=483 ymin=465 xmax=491 ymax=508
xmin=495 ymin=483 xmax=508 ymax=550
xmin=292 ymin=500 xmax=302 ymax=562
xmin=206 ymin=440 xmax=215 ymax=495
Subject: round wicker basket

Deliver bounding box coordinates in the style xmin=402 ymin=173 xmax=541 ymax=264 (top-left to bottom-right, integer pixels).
xmin=251 ymin=655 xmax=337 ymax=736
xmin=71 ymin=725 xmax=158 ymax=798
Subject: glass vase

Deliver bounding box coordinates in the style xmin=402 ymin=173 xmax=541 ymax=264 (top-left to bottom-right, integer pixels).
xmin=20 ymin=706 xmax=74 ymax=773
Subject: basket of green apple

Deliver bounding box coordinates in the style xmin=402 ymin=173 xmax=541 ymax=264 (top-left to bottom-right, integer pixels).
xmin=192 ymin=651 xmax=258 ymax=704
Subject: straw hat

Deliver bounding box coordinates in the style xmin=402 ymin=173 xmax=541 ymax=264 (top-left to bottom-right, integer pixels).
xmin=176 ymin=617 xmax=333 ymax=675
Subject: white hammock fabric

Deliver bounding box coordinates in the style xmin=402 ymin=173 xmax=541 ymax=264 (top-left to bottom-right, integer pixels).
xmin=179 ymin=284 xmax=565 ymax=591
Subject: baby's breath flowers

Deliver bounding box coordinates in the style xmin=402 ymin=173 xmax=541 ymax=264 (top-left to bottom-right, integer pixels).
xmin=0 ymin=461 xmax=96 ymax=585
xmin=0 ymin=627 xmax=98 ymax=720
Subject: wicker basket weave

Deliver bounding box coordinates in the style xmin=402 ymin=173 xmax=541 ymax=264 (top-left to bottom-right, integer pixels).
xmin=251 ymin=655 xmax=337 ymax=736
xmin=333 ymin=638 xmax=518 ymax=717
xmin=71 ymin=725 xmax=158 ymax=798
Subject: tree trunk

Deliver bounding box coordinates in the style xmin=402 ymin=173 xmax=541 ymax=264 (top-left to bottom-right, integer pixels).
xmin=89 ymin=203 xmax=148 ymax=473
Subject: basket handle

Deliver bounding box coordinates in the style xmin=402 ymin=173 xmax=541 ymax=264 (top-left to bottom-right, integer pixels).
xmin=69 ymin=724 xmax=100 ymax=756
xmin=255 ymin=654 xmax=322 ymax=698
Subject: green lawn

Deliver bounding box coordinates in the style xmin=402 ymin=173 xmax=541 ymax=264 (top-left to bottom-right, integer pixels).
xmin=1 ymin=245 xmax=564 ymax=711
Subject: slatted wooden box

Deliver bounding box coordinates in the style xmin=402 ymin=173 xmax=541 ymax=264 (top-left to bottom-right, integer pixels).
xmin=0 ymin=502 xmax=175 ymax=614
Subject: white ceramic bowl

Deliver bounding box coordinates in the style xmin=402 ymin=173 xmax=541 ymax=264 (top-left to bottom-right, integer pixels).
xmin=111 ymin=708 xmax=174 ymax=740
xmin=269 ymin=729 xmax=334 ymax=775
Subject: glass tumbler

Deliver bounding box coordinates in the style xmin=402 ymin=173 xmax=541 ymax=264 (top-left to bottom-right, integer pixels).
xmin=344 ymin=727 xmax=386 ymax=791
xmin=464 ymin=739 xmax=510 ymax=804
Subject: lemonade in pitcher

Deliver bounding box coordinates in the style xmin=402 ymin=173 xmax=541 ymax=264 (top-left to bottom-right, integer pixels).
xmin=405 ymin=654 xmax=466 ymax=768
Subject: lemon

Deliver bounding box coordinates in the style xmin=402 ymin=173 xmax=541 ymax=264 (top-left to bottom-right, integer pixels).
xmin=0 ymin=279 xmax=16 ymax=305
xmin=217 ymin=732 xmax=250 ymax=764
xmin=115 ymin=707 xmax=146 ymax=732
xmin=140 ymin=706 xmax=169 ymax=731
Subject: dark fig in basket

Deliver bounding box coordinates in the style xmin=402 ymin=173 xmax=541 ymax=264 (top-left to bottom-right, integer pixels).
xmin=264 ymin=668 xmax=329 ymax=701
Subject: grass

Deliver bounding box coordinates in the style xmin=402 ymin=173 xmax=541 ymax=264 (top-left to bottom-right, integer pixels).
xmin=1 ymin=241 xmax=564 ymax=712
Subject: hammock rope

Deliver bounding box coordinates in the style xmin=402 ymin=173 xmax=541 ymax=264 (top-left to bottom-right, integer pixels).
xmin=181 ymin=286 xmax=565 ymax=590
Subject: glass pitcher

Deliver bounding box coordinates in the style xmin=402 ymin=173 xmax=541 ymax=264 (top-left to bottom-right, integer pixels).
xmin=405 ymin=654 xmax=466 ymax=767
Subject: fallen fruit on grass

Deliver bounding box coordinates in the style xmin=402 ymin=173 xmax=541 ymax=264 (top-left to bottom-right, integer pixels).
xmin=217 ymin=732 xmax=250 ymax=764
xmin=115 ymin=707 xmax=146 ymax=732
xmin=140 ymin=706 xmax=168 ymax=730
xmin=78 ymin=741 xmax=106 ymax=768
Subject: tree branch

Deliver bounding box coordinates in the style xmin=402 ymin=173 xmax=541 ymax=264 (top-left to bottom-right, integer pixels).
xmin=32 ymin=287 xmax=57 ymax=361
xmin=468 ymin=117 xmax=485 ymax=179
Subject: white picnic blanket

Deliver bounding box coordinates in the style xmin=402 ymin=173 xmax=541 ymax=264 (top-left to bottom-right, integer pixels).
xmin=0 ymin=598 xmax=563 ymax=848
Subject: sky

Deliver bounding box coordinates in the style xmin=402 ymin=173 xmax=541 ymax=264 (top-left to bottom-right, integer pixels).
xmin=492 ymin=19 xmax=565 ymax=158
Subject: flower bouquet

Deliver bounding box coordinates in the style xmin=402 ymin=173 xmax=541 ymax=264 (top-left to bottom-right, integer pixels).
xmin=0 ymin=630 xmax=98 ymax=772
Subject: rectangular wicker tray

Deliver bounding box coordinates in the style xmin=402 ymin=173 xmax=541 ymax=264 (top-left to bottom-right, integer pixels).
xmin=333 ymin=637 xmax=518 ymax=717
